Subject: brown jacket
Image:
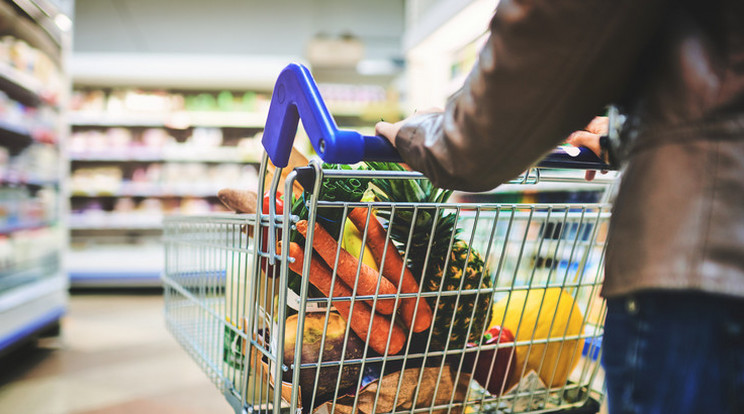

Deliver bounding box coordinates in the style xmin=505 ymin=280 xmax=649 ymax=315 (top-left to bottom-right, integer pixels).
xmin=395 ymin=0 xmax=744 ymax=298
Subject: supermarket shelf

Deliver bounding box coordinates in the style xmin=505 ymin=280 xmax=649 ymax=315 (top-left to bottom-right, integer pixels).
xmin=0 ymin=273 xmax=67 ymax=354
xmin=70 ymin=180 xmax=225 ymax=198
xmin=70 ymin=193 xmax=219 ymax=198
xmin=0 ymin=119 xmax=34 ymax=151
xmin=0 ymin=220 xmax=53 ymax=235
xmin=70 ymin=185 xmax=222 ymax=198
xmin=0 ymin=61 xmax=44 ymax=107
xmin=68 ymin=111 xmax=268 ymax=129
xmin=69 ymin=271 xmax=162 ymax=287
xmin=69 ymin=215 xmax=163 ymax=230
xmin=68 ymin=148 xmax=261 ymax=164
xmin=70 ymin=225 xmax=162 ymax=231
xmin=1 ymin=175 xmax=59 ymax=188
xmin=67 ymin=244 xmax=164 ymax=287
xmin=0 ymin=121 xmax=58 ymax=151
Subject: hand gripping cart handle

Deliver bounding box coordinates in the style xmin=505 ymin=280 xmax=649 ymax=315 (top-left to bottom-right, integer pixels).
xmin=262 ymin=63 xmax=612 ymax=170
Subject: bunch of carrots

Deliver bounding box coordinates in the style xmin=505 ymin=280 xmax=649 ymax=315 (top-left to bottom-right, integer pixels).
xmin=286 ymin=207 xmax=434 ymax=356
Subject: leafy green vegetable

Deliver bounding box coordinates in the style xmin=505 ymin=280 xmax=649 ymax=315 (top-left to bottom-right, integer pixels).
xmin=291 ymin=163 xmax=372 ymax=242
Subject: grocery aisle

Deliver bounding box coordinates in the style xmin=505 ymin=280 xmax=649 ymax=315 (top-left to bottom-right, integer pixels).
xmin=0 ymin=292 xmax=232 ymax=414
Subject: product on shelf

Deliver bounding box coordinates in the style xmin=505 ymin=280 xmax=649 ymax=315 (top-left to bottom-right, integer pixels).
xmin=0 ymin=224 xmax=61 ymax=271
xmin=317 ymin=83 xmax=388 ymax=109
xmin=70 ymin=192 xmax=229 ymax=230
xmin=70 ymin=167 xmax=123 ymax=196
xmin=0 ymin=36 xmax=63 ymax=104
xmin=69 ymin=127 xmax=262 ymax=163
xmin=0 ymin=183 xmax=57 ymax=229
xmin=0 ymin=90 xmax=58 ymax=143
xmin=5 ymin=144 xmax=59 ymax=182
xmin=189 ymin=127 xmax=223 ymax=146
xmin=69 ymin=89 xmax=105 ymax=113
xmin=70 ymin=88 xmax=271 ymax=115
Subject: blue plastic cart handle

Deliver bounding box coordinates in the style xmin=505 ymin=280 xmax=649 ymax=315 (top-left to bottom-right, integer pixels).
xmin=539 ymin=146 xmax=610 ymax=170
xmin=262 ymin=63 xmax=610 ymax=170
xmin=262 ymin=63 xmax=400 ymax=167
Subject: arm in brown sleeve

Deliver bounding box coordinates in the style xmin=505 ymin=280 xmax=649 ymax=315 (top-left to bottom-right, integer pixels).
xmin=396 ymin=0 xmax=668 ymax=192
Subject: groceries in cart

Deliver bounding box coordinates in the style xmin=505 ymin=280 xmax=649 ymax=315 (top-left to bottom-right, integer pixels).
xmin=215 ymin=161 xmax=598 ymax=412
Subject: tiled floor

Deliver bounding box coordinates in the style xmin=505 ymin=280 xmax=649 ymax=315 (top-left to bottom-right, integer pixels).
xmin=0 ymin=292 xmax=233 ymax=414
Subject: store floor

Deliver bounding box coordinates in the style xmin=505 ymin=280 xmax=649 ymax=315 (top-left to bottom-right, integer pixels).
xmin=0 ymin=292 xmax=233 ymax=414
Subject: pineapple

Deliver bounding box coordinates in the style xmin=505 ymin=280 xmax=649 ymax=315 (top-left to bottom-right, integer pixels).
xmin=366 ymin=163 xmax=493 ymax=351
xmin=424 ymin=239 xmax=490 ymax=350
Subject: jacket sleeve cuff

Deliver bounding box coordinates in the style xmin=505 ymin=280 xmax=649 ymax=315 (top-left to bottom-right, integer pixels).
xmin=393 ymin=113 xmax=447 ymax=182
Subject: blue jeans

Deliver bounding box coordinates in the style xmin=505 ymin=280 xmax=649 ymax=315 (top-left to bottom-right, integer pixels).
xmin=602 ymin=291 xmax=744 ymax=414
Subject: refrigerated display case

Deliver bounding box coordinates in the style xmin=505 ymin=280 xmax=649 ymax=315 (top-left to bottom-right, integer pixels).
xmin=0 ymin=0 xmax=70 ymax=355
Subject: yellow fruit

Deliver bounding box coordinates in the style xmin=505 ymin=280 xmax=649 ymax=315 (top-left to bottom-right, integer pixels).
xmin=490 ymin=287 xmax=584 ymax=389
xmin=341 ymin=218 xmax=378 ymax=272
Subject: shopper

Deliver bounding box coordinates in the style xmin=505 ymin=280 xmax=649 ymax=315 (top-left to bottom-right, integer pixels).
xmin=375 ymin=1 xmax=744 ymax=413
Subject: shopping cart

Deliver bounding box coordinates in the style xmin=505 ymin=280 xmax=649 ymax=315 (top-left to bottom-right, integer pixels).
xmin=163 ymin=63 xmax=616 ymax=414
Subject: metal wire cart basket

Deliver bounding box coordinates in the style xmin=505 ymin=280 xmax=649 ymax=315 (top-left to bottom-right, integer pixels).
xmin=163 ymin=64 xmax=615 ymax=414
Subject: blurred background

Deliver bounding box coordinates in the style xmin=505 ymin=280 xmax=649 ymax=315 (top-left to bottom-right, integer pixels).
xmin=1 ymin=1 xmax=609 ymax=413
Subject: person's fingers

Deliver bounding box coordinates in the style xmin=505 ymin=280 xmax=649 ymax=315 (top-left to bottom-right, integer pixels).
xmin=375 ymin=121 xmax=400 ymax=147
xmin=566 ymin=130 xmax=602 ymax=157
xmin=377 ymin=110 xmax=443 ymax=149
xmin=375 ymin=121 xmax=391 ymax=136
xmin=567 ymin=117 xmax=608 ymax=182
xmin=586 ymin=116 xmax=609 ymax=135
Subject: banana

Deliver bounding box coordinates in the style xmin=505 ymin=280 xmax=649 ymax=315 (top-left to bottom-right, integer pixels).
xmin=341 ymin=218 xmax=378 ymax=272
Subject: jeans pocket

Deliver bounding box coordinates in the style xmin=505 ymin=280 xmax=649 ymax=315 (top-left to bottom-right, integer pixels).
xmin=602 ymin=298 xmax=644 ymax=414
xmin=601 ymin=299 xmax=634 ymax=373
xmin=723 ymin=312 xmax=744 ymax=413
xmin=601 ymin=316 xmax=624 ymax=372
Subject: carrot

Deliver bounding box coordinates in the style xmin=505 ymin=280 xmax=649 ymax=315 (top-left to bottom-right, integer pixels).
xmin=295 ymin=220 xmax=397 ymax=315
xmin=286 ymin=242 xmax=406 ymax=355
xmin=348 ymin=208 xmax=433 ymax=333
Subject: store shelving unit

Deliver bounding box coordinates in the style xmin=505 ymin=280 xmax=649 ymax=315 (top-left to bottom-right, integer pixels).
xmin=66 ymin=88 xmax=267 ymax=287
xmin=0 ymin=0 xmax=69 ymax=355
